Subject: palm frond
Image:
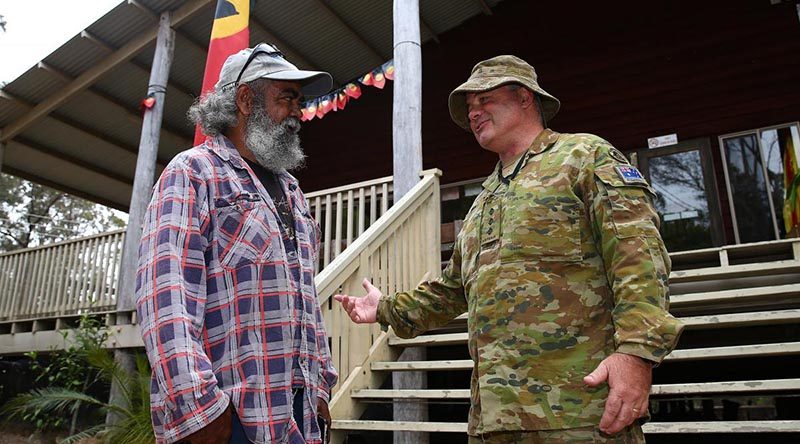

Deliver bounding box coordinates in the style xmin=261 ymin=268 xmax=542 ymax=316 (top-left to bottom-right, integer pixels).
xmin=2 ymin=387 xmax=105 ymax=419
xmin=57 ymin=423 xmax=107 ymax=444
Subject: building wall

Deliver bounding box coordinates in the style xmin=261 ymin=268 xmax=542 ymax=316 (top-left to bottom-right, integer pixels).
xmin=297 ymin=0 xmax=800 ymax=241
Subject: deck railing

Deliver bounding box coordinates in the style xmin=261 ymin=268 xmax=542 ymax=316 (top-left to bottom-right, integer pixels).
xmin=0 ymin=230 xmax=125 ymax=321
xmin=305 ymin=175 xmax=394 ymax=271
xmin=314 ymin=169 xmax=441 ymax=396
xmin=0 ymin=176 xmax=397 ymax=323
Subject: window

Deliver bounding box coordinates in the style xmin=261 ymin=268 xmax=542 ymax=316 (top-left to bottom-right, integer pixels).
xmin=720 ymin=123 xmax=800 ymax=243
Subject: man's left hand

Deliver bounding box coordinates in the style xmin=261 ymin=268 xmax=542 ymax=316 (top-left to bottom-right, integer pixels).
xmin=318 ymin=398 xmax=331 ymax=443
xmin=583 ymin=352 xmax=652 ymax=435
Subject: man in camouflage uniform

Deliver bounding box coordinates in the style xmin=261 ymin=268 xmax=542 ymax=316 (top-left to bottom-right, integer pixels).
xmin=335 ymin=55 xmax=683 ymax=443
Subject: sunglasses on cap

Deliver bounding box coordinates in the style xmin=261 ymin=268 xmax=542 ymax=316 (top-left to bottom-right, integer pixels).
xmin=233 ymin=43 xmax=285 ymax=86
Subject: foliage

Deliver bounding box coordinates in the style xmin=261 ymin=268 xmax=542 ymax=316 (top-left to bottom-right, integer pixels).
xmin=13 ymin=315 xmax=109 ymax=431
xmin=1 ymin=315 xmax=154 ymax=443
xmin=0 ymin=173 xmax=126 ymax=252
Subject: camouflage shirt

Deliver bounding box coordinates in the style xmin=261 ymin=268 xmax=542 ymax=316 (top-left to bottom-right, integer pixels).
xmin=377 ymin=129 xmax=683 ymax=434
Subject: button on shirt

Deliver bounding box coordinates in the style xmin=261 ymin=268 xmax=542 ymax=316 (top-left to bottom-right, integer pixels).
xmin=135 ymin=135 xmax=337 ymax=444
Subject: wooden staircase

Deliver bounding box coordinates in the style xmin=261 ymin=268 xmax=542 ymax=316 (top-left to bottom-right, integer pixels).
xmin=329 ymin=238 xmax=800 ymax=443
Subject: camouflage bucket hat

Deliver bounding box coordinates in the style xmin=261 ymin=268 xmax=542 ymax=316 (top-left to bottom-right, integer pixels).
xmin=448 ymin=55 xmax=560 ymax=131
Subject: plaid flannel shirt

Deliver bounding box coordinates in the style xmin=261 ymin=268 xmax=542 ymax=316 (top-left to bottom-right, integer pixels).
xmin=136 ymin=135 xmax=338 ymax=444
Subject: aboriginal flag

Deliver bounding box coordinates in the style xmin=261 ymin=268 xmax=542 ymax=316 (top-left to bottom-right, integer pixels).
xmin=194 ymin=0 xmax=251 ymax=145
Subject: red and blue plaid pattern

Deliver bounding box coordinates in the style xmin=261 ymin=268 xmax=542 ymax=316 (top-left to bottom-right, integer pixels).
xmin=136 ymin=135 xmax=337 ymax=443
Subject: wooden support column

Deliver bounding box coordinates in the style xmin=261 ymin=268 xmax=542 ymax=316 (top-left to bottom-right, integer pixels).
xmin=392 ymin=2 xmax=428 ymax=444
xmin=393 ymin=0 xmax=423 ymax=199
xmin=117 ymin=11 xmax=175 ymax=313
xmin=0 ymin=139 xmax=5 ymax=172
xmin=108 ymin=10 xmax=175 ymax=426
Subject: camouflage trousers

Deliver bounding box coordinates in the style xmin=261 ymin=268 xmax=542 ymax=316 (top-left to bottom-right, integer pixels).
xmin=467 ymin=424 xmax=645 ymax=443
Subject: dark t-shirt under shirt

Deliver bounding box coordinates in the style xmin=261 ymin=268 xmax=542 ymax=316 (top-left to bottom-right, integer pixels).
xmin=243 ymin=158 xmax=296 ymax=245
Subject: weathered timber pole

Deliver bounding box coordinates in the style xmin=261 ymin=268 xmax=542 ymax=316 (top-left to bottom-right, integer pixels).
xmin=393 ymin=0 xmax=423 ymax=198
xmin=392 ymin=1 xmax=428 ymax=444
xmin=108 ymin=10 xmax=175 ymax=426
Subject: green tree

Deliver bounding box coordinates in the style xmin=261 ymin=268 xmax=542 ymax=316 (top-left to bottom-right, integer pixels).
xmin=0 ymin=173 xmax=126 ymax=252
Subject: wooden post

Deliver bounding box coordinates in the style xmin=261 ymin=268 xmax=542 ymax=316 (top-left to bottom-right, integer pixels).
xmin=117 ymin=11 xmax=175 ymax=313
xmin=393 ymin=0 xmax=423 ymax=198
xmin=392 ymin=2 xmax=428 ymax=443
xmin=0 ymin=140 xmax=5 ymax=172
xmin=108 ymin=10 xmax=175 ymax=426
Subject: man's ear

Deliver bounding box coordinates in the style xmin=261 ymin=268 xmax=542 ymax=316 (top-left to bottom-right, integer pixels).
xmin=235 ymin=84 xmax=253 ymax=116
xmin=518 ymin=87 xmax=535 ymax=110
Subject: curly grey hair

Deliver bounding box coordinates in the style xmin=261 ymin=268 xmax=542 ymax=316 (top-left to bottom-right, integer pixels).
xmin=187 ymin=79 xmax=270 ymax=136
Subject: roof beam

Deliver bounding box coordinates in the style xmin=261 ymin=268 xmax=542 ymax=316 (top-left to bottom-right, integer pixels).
xmin=35 ymin=62 xmax=192 ymax=143
xmin=0 ymin=0 xmax=213 ymax=144
xmin=2 ymin=165 xmax=127 ymax=211
xmin=248 ymin=17 xmax=319 ymax=71
xmin=419 ymin=14 xmax=439 ymax=44
xmin=247 ymin=16 xmax=342 ymax=89
xmin=80 ymin=30 xmax=197 ymax=99
xmin=475 ymin=0 xmax=493 ymax=15
xmin=0 ymin=91 xmax=170 ymax=168
xmin=312 ymin=0 xmax=387 ymax=63
xmin=13 ymin=137 xmax=134 ymax=187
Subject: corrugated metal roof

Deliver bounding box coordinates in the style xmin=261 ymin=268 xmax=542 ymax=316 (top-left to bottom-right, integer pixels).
xmin=0 ymin=0 xmax=504 ymax=211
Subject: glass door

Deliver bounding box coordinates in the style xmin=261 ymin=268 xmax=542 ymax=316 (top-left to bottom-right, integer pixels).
xmin=635 ymin=138 xmax=724 ymax=252
xmin=719 ymin=123 xmax=800 ymax=244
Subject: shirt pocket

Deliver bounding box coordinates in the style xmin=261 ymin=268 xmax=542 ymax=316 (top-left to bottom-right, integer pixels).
xmin=212 ymin=192 xmax=278 ymax=268
xmin=499 ymin=192 xmax=583 ymax=263
xmin=594 ymin=165 xmax=661 ymax=239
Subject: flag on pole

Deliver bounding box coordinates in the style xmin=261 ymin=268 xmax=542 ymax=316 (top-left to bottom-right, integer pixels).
xmin=194 ymin=0 xmax=251 ymax=145
xmin=783 ymin=132 xmax=800 ymax=236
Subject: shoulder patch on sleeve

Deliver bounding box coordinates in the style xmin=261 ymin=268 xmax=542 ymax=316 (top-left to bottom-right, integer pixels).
xmin=609 ymin=148 xmax=630 ymax=164
xmin=615 ymin=165 xmax=647 ymax=185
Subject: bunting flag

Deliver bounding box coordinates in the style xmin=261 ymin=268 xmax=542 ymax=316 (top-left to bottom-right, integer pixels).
xmin=301 ymin=60 xmax=394 ymax=121
xmin=783 ymin=132 xmax=800 ymax=236
xmin=194 ymin=0 xmax=251 ymax=145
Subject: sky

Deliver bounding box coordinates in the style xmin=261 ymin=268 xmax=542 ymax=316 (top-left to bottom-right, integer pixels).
xmin=0 ymin=0 xmax=123 ymax=84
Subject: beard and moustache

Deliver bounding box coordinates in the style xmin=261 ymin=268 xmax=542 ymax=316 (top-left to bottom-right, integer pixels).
xmin=244 ymin=103 xmax=306 ymax=173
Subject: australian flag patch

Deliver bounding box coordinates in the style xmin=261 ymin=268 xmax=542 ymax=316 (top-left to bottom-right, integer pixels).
xmin=615 ymin=165 xmax=647 ymax=185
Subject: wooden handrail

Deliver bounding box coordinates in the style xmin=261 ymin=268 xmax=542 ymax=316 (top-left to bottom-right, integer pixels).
xmin=314 ymin=169 xmax=442 ymax=406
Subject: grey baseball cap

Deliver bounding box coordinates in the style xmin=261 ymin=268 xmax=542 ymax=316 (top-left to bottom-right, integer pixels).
xmin=215 ymin=43 xmax=333 ymax=98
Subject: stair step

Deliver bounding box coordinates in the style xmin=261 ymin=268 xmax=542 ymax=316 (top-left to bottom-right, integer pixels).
xmin=331 ymin=420 xmax=800 ymax=433
xmin=389 ymin=332 xmax=467 ymax=347
xmin=332 ymin=420 xmax=466 ymax=433
xmin=665 ymin=341 xmax=800 ymax=361
xmin=651 ymin=378 xmax=800 ymax=395
xmin=371 ymin=342 xmax=800 ymax=371
xmin=352 ymin=389 xmax=470 ymax=399
xmin=677 ymin=309 xmax=800 ymax=329
xmin=670 ymin=283 xmax=800 ymax=307
xmin=350 ymin=378 xmax=800 ymax=400
xmin=390 ymin=310 xmax=800 ymax=348
xmin=372 ymin=359 xmax=472 ymax=371
xmin=669 ymin=261 xmax=800 ymax=283
xmin=642 ymin=420 xmax=800 ymax=433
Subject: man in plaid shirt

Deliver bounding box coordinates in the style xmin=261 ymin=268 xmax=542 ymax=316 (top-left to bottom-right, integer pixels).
xmin=136 ymin=43 xmax=338 ymax=444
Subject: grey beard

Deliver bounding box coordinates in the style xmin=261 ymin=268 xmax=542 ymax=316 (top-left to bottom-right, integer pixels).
xmin=244 ymin=108 xmax=305 ymax=173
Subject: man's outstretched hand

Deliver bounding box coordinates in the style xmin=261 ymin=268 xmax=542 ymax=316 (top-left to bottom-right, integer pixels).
xmin=584 ymin=353 xmax=652 ymax=435
xmin=333 ymin=278 xmax=381 ymax=324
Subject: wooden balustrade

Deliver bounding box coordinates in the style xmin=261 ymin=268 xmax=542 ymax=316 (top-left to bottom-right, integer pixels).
xmin=0 ymin=230 xmax=125 ymax=321
xmin=305 ymin=175 xmax=394 ymax=271
xmin=314 ymin=170 xmax=441 ymax=395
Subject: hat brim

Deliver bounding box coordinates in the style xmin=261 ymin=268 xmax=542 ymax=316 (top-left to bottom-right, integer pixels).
xmin=262 ymin=70 xmax=333 ymax=99
xmin=448 ymin=76 xmax=560 ymax=131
